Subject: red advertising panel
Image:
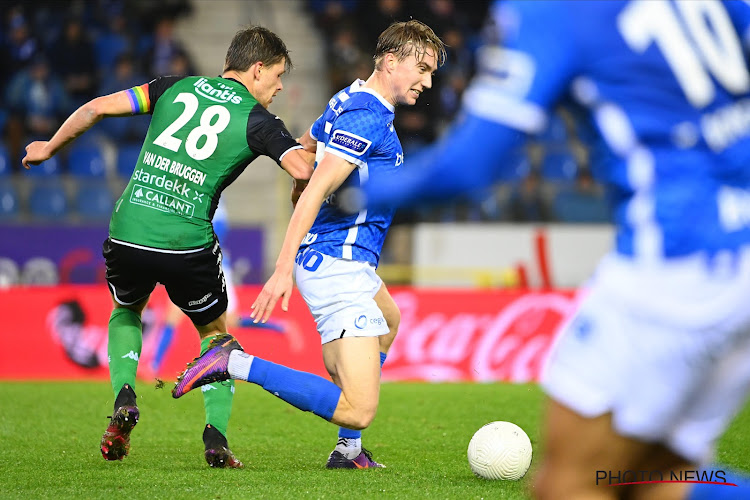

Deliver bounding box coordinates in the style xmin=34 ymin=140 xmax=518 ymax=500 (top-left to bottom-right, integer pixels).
xmin=0 ymin=286 xmax=577 ymax=383
xmin=384 ymin=289 xmax=576 ymax=383
xmin=0 ymin=286 xmax=324 ymax=381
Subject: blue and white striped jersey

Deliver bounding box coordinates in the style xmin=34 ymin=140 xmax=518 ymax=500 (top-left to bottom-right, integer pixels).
xmin=303 ymin=79 xmax=403 ymax=266
xmin=367 ymin=0 xmax=750 ymax=260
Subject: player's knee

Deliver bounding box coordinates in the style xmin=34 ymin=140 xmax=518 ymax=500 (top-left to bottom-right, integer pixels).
xmin=347 ymin=405 xmax=378 ymax=430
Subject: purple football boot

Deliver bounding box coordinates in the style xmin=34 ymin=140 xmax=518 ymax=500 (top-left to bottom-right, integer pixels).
xmin=326 ymin=448 xmax=385 ymax=469
xmin=172 ymin=333 xmax=242 ymax=398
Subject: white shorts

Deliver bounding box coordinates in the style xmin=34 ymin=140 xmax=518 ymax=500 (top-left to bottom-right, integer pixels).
xmin=542 ymin=250 xmax=750 ymax=464
xmin=293 ymin=248 xmax=389 ymax=344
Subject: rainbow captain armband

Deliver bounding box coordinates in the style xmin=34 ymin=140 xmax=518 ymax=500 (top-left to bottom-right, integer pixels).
xmin=125 ymin=84 xmax=150 ymax=115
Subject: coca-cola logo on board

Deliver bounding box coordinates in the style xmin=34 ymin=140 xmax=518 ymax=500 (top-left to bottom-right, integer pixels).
xmin=383 ymin=290 xmax=577 ymax=383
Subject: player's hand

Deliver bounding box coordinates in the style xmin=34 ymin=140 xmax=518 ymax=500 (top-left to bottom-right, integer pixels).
xmin=291 ymin=179 xmax=308 ymax=208
xmin=21 ymin=141 xmax=53 ymax=170
xmin=250 ymin=267 xmax=294 ymax=323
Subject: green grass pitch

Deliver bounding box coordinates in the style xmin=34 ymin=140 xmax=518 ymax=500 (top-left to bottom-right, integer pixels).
xmin=1 ymin=382 xmax=748 ymax=499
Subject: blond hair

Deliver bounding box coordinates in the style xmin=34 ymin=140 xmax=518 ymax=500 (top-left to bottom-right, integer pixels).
xmin=373 ymin=20 xmax=446 ymax=70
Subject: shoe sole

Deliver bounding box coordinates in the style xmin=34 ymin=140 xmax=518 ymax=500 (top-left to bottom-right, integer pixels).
xmin=326 ymin=461 xmax=384 ymax=469
xmin=100 ymin=406 xmax=139 ymax=461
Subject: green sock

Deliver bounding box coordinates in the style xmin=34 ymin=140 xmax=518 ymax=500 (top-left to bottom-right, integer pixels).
xmin=200 ymin=335 xmax=234 ymax=438
xmin=108 ymin=308 xmax=143 ymax=397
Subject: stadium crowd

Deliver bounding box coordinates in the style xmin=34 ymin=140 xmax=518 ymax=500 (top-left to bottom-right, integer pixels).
xmin=0 ymin=0 xmax=194 ymax=221
xmin=0 ymin=0 xmax=609 ymax=224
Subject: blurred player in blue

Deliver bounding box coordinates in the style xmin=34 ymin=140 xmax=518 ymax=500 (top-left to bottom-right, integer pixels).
xmin=361 ymin=1 xmax=750 ymax=498
xmin=173 ymin=20 xmax=446 ymax=469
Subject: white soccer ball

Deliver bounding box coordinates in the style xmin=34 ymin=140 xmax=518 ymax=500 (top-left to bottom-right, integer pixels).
xmin=467 ymin=421 xmax=533 ymax=480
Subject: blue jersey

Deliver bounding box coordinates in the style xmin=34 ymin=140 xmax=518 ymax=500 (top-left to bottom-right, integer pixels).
xmin=367 ymin=0 xmax=750 ymax=260
xmin=303 ymin=80 xmax=403 ymax=266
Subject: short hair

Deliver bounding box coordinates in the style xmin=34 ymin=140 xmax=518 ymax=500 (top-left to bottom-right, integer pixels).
xmin=373 ymin=20 xmax=446 ymax=71
xmin=224 ymin=26 xmax=292 ymax=73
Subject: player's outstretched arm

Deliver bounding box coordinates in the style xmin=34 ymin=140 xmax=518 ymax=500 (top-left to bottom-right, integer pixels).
xmin=22 ymin=90 xmax=136 ymax=169
xmin=251 ymin=153 xmax=356 ymax=323
xmin=365 ymin=114 xmax=523 ymax=210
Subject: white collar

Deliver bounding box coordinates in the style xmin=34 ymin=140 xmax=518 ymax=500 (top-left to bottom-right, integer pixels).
xmin=349 ymin=79 xmax=395 ymax=113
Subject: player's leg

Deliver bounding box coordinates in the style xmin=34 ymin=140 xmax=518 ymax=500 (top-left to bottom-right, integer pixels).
xmin=333 ymin=283 xmax=400 ymax=463
xmin=630 ymin=445 xmax=693 ymax=500
xmin=534 ymin=400 xmax=665 ymax=500
xmin=174 ymin=334 xmax=384 ymax=430
xmin=165 ymin=241 xmax=243 ymax=468
xmin=655 ymin=328 xmax=750 ymax=500
xmin=173 ymin=252 xmax=388 ymax=465
xmin=323 ymin=336 xmax=382 ymax=428
xmin=101 ymin=297 xmax=151 ymax=461
xmin=323 ymin=335 xmax=386 ymax=468
xmin=101 ymin=238 xmax=156 ymax=461
xmin=107 ymin=298 xmax=149 ymax=400
xmin=192 ymin=312 xmax=243 ymax=468
xmin=538 ymin=254 xmax=750 ymax=499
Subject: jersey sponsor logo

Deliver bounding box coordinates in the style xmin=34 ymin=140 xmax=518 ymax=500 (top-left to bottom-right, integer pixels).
xmin=192 ymin=77 xmax=242 ymax=104
xmin=130 ymin=183 xmax=196 ymax=217
xmin=395 ymin=152 xmax=404 ymax=166
xmin=121 ymin=351 xmax=139 ymax=361
xmin=354 ymin=314 xmax=367 ymax=329
xmin=330 ymin=130 xmax=371 ymax=156
xmin=132 ymin=169 xmax=192 ymax=197
xmin=370 ymin=316 xmax=385 ymax=326
xmin=188 ymin=292 xmax=212 ymax=307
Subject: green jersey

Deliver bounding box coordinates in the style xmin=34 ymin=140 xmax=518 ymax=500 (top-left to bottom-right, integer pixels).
xmin=110 ymin=76 xmax=300 ymax=250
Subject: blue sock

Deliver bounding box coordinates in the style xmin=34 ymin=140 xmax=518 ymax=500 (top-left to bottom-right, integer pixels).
xmin=688 ymin=468 xmax=750 ymax=500
xmin=337 ymin=351 xmax=387 ymax=441
xmin=247 ymin=357 xmax=341 ymax=421
xmin=151 ymin=324 xmax=175 ymax=371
